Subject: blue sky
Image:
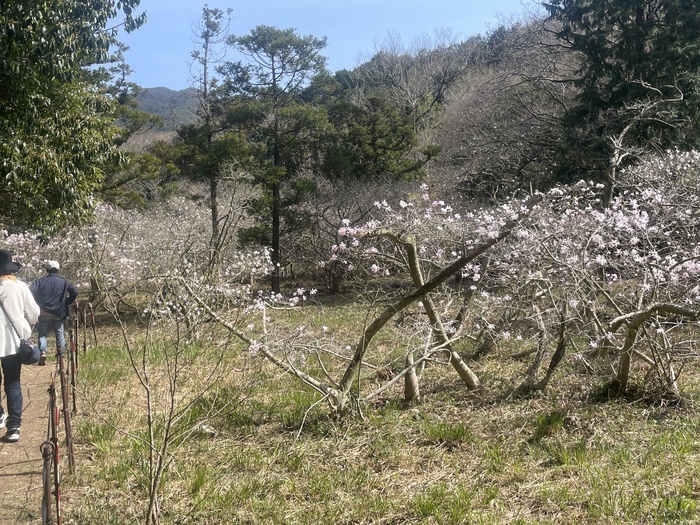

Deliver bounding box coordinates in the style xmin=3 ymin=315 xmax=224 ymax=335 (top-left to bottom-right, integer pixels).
xmin=114 ymin=0 xmax=536 ymax=90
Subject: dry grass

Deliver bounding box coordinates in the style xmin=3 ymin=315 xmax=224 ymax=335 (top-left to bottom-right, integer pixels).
xmin=62 ymin=302 xmax=700 ymax=525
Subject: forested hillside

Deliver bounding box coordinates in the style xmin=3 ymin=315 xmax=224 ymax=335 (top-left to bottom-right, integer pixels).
xmin=134 ymin=87 xmax=199 ymax=131
xmin=126 ymin=3 xmax=700 ymax=210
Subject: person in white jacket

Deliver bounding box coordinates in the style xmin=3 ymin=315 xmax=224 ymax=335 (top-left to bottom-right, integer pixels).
xmin=0 ymin=249 xmax=40 ymax=443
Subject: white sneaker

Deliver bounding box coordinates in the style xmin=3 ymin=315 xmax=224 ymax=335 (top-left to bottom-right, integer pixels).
xmin=0 ymin=412 xmax=6 ymax=430
xmin=4 ymin=427 xmax=19 ymax=443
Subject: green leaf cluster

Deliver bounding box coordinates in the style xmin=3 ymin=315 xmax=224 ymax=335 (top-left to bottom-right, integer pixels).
xmin=0 ymin=0 xmax=146 ymax=233
xmin=1 ymin=85 xmax=120 ymax=232
xmin=323 ymin=96 xmax=437 ymax=180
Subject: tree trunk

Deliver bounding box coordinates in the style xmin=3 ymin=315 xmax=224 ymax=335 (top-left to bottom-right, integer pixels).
xmin=208 ymin=172 xmax=220 ymax=274
xmin=404 ymin=352 xmax=420 ymax=402
xmin=612 ymin=304 xmax=697 ymax=391
xmin=270 ymin=181 xmax=281 ymax=294
xmin=404 ymin=234 xmax=479 ymax=390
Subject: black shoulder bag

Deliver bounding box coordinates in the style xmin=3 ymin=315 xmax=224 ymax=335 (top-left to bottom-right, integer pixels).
xmin=61 ymin=279 xmax=71 ymax=320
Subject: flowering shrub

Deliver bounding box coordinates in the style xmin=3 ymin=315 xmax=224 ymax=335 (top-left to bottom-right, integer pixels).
xmin=323 ymin=183 xmax=534 ymax=284
xmin=459 ymin=151 xmax=700 ymax=395
xmin=5 ymin=149 xmax=700 ymax=408
xmin=303 ymin=150 xmax=700 ymax=400
xmin=2 ymin=194 xmax=273 ymax=319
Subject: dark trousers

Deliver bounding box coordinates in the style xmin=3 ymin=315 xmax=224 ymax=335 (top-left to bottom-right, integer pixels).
xmin=0 ymin=353 xmax=22 ymax=429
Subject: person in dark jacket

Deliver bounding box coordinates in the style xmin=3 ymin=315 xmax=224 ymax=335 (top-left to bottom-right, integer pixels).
xmin=29 ymin=261 xmax=78 ymax=366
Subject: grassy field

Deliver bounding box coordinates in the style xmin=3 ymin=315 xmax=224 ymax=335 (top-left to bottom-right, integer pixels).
xmin=62 ymin=299 xmax=700 ymax=525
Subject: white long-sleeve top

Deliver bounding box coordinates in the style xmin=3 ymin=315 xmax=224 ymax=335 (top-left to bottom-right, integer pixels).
xmin=0 ymin=276 xmax=41 ymax=358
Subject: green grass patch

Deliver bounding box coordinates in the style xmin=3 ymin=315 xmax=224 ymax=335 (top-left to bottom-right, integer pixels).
xmin=64 ymin=303 xmax=700 ymax=525
xmin=421 ymin=419 xmax=474 ymax=448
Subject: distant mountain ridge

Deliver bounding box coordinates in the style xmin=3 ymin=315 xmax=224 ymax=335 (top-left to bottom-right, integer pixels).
xmin=135 ymin=87 xmax=200 ymax=131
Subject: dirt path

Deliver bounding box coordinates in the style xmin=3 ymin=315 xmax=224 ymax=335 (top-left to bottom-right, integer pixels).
xmin=0 ymin=361 xmax=59 ymax=523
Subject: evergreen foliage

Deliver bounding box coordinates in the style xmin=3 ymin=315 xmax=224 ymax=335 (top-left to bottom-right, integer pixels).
xmin=0 ymin=0 xmax=146 ymax=233
xmin=216 ymin=25 xmax=329 ymax=292
xmin=545 ymin=0 xmax=700 ymax=179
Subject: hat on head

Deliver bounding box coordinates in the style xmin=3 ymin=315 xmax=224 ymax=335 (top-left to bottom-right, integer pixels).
xmin=45 ymin=260 xmax=60 ymax=271
xmin=0 ymin=249 xmax=22 ymax=275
